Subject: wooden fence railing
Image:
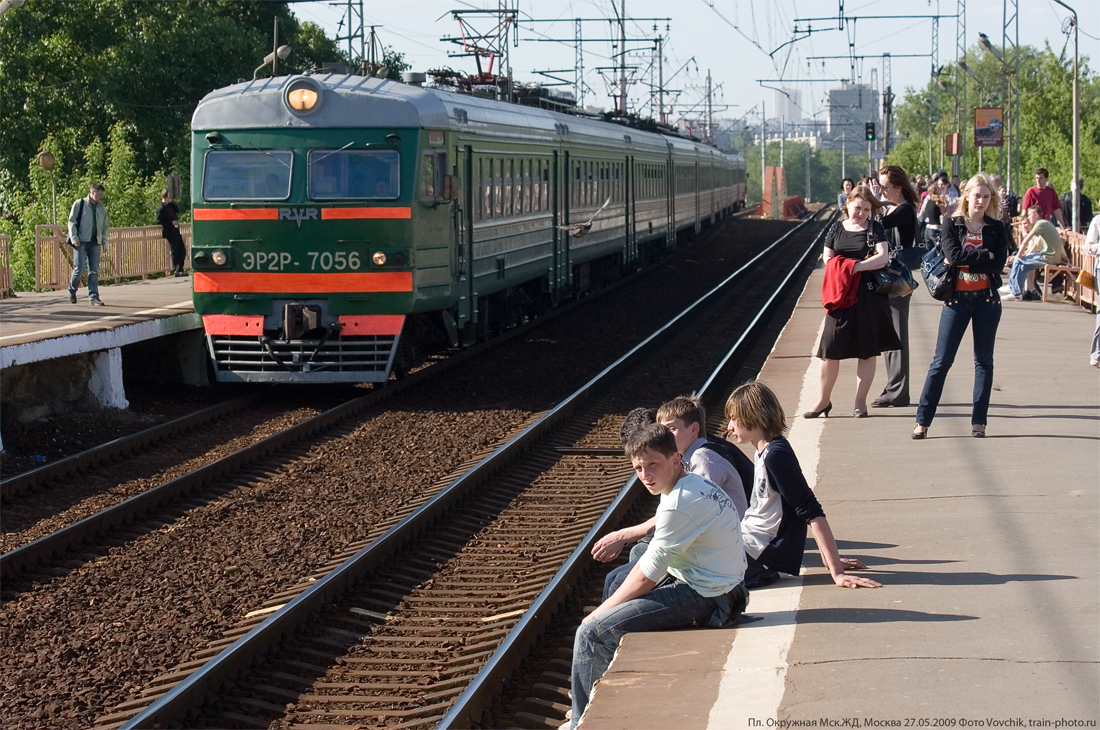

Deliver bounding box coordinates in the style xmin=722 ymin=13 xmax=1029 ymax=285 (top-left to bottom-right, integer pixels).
xmin=33 ymin=224 xmax=191 ymax=292
xmin=0 ymin=235 xmax=13 ymax=298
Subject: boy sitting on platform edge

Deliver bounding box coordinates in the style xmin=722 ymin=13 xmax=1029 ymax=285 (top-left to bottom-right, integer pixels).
xmin=568 ymin=423 xmax=748 ymax=729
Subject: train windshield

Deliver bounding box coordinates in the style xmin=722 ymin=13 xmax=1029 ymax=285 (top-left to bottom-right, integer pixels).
xmin=308 ymin=149 xmax=400 ymax=200
xmin=202 ymin=150 xmax=293 ymax=201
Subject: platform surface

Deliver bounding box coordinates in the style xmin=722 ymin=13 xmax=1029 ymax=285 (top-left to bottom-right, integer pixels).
xmin=0 ymin=276 xmax=196 ymax=363
xmin=580 ymin=265 xmax=1100 ymax=729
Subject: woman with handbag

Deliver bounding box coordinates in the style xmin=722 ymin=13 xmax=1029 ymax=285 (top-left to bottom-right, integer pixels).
xmin=913 ymin=172 xmax=1009 ymax=439
xmin=873 ymin=165 xmax=921 ymax=409
xmin=918 ymin=172 xmax=953 ymax=250
xmin=806 ymin=185 xmax=900 ymax=419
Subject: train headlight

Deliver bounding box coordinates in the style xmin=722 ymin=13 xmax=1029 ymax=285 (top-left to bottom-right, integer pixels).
xmin=211 ymin=249 xmax=228 ymax=266
xmin=287 ymin=87 xmax=318 ymax=111
xmin=372 ymin=251 xmax=387 ymax=266
xmin=284 ymin=76 xmax=323 ymax=116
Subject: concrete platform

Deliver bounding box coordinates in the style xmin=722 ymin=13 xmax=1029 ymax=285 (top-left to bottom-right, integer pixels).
xmin=580 ymin=265 xmax=1100 ymax=729
xmin=0 ymin=277 xmax=203 ymax=436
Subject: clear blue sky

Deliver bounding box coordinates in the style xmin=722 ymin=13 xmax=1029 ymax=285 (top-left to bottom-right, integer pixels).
xmin=290 ymin=1 xmax=1098 ymax=128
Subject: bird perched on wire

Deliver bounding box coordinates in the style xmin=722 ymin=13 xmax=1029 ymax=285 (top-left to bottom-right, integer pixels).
xmin=557 ymin=197 xmax=612 ymax=238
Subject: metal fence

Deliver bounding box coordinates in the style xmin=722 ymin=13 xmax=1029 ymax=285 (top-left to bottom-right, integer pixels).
xmin=33 ymin=224 xmax=191 ymax=291
xmin=0 ymin=235 xmax=12 ymax=298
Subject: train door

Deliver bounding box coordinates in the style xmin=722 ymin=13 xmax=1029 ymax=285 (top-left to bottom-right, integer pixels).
xmin=629 ymin=155 xmax=638 ymax=263
xmin=551 ymin=150 xmax=565 ymax=294
xmin=457 ymin=144 xmax=476 ymax=330
xmin=665 ymin=150 xmax=675 ymax=248
xmin=560 ymin=150 xmax=572 ymax=288
xmin=694 ymin=161 xmax=701 ymax=233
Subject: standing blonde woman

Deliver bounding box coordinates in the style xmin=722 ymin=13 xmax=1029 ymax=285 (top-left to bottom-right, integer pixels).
xmin=806 ymin=185 xmax=899 ymax=419
xmin=913 ymin=172 xmax=1009 ymax=439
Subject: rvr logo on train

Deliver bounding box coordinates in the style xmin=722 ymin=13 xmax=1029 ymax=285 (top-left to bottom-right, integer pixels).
xmin=279 ymin=208 xmax=319 ymax=228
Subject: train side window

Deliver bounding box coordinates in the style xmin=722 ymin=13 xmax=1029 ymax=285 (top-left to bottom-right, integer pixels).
xmin=503 ymin=159 xmax=513 ymax=218
xmin=532 ymin=161 xmax=541 ymax=212
xmin=541 ymin=163 xmax=550 ymax=211
xmin=523 ymin=160 xmax=532 ymax=213
xmin=494 ymin=159 xmax=503 ymax=217
xmin=482 ymin=158 xmax=492 ymax=219
xmin=418 ymin=151 xmax=447 ymax=203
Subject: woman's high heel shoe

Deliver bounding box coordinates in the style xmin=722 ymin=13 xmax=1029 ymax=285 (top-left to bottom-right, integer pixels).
xmin=971 ymin=424 xmax=986 ymax=438
xmin=912 ymin=425 xmax=928 ymax=440
xmin=803 ymin=403 xmax=833 ymax=419
xmin=853 ymin=409 xmax=868 ymax=418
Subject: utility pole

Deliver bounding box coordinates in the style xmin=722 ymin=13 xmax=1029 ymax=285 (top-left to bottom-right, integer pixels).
xmin=841 ymin=131 xmax=846 ymax=179
xmin=618 ymin=0 xmax=628 ymax=114
xmin=806 ymin=145 xmax=812 ymax=204
xmin=761 ymin=101 xmax=767 ymax=205
xmin=656 ymin=33 xmax=664 ymax=123
xmin=882 ymin=84 xmax=894 ymax=157
xmin=706 ymin=69 xmax=713 ymax=144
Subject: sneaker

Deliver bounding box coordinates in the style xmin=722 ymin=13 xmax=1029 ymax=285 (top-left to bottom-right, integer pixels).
xmin=1021 ymin=291 xmax=1038 ymax=301
xmin=90 ymin=298 xmax=106 ymax=306
xmin=1090 ymin=358 xmax=1099 ymax=367
xmin=68 ymin=291 xmax=77 ymax=304
xmin=1001 ymin=292 xmax=1021 ymax=301
xmin=997 ymin=284 xmax=1012 ymax=295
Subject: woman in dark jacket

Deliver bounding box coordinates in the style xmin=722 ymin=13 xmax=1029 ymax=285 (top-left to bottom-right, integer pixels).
xmin=873 ymin=165 xmax=921 ymax=408
xmin=913 ymin=172 xmax=1009 ymax=439
xmin=156 ymin=189 xmax=187 ymax=277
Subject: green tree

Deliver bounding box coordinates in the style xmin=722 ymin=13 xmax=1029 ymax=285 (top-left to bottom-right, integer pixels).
xmin=0 ymin=0 xmax=349 ymax=203
xmin=888 ymin=43 xmax=1098 ymax=206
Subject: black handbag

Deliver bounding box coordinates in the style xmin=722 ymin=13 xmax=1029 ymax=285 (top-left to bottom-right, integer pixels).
xmin=920 ymin=244 xmax=956 ymax=301
xmin=896 ymin=244 xmax=927 ymax=271
xmin=874 ymin=262 xmax=919 ymax=297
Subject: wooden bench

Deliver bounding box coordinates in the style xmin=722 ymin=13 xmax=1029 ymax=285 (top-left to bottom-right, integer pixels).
xmin=1042 ymin=230 xmax=1095 ymax=306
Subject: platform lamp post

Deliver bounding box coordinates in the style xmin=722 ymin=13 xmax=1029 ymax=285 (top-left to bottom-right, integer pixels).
xmin=1051 ymin=0 xmax=1079 ymax=233
xmin=977 ymin=32 xmax=1017 ymax=193
xmin=37 ymin=151 xmax=57 ymax=228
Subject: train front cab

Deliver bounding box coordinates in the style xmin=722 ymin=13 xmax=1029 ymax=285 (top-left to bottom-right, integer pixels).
xmin=192 ymin=125 xmax=456 ymax=384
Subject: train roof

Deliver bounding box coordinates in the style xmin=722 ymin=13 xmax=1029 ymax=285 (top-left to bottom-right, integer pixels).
xmin=192 ymin=74 xmax=743 ymax=163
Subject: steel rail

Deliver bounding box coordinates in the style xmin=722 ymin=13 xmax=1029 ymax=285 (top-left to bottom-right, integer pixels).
xmin=119 ymin=213 xmax=820 ymax=729
xmin=0 ymin=394 xmax=261 ymax=501
xmin=438 ymin=208 xmax=836 ymax=729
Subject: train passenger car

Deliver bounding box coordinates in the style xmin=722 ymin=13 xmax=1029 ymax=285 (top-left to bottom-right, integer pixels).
xmin=190 ymin=74 xmax=746 ymax=383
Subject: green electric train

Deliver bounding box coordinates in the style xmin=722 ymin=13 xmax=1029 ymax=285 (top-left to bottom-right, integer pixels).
xmin=190 ymin=73 xmax=746 ymax=383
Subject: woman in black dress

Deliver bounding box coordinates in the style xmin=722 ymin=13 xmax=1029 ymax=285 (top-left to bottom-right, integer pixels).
xmin=806 ymin=185 xmax=900 ymax=419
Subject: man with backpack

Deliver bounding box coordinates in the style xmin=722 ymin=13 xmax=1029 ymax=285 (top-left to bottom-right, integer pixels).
xmin=67 ymin=183 xmax=109 ymax=305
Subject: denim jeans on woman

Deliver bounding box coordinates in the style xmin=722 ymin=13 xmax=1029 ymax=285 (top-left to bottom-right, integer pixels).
xmin=570 ymin=578 xmax=717 ymax=729
xmin=69 ymin=241 xmax=101 ymax=301
xmin=916 ymin=289 xmax=1002 ymax=427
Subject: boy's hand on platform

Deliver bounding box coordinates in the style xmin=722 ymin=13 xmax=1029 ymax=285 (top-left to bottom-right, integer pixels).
xmin=834 ymin=572 xmax=882 ymax=589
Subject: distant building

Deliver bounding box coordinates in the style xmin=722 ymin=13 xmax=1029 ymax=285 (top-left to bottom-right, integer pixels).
xmin=774 ymin=88 xmax=802 ymax=128
xmin=827 ymin=82 xmax=876 ymax=149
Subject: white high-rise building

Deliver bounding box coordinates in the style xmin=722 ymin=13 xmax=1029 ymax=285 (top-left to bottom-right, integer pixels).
xmin=774 ymin=88 xmax=802 ymax=126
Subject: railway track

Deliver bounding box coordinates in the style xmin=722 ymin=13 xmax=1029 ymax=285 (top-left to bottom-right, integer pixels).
xmin=0 ymin=211 xmax=759 ymax=586
xmin=103 ymin=211 xmax=831 ymax=730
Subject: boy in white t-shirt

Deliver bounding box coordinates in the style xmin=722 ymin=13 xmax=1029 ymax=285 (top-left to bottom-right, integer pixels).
xmin=569 ymin=423 xmax=747 ymax=729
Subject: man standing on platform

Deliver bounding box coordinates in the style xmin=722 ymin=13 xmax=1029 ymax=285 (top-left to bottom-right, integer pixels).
xmin=67 ymin=182 xmax=109 ymax=306
xmin=1022 ymin=168 xmax=1067 ymax=229
xmin=1060 ymin=178 xmax=1093 ymax=234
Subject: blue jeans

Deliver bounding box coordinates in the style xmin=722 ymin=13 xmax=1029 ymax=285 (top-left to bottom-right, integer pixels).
xmin=570 ymin=578 xmax=719 ymax=728
xmin=1007 ymin=252 xmax=1048 ymax=296
xmin=69 ymin=241 xmax=101 ymax=300
xmin=916 ymin=289 xmax=1002 ymax=427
